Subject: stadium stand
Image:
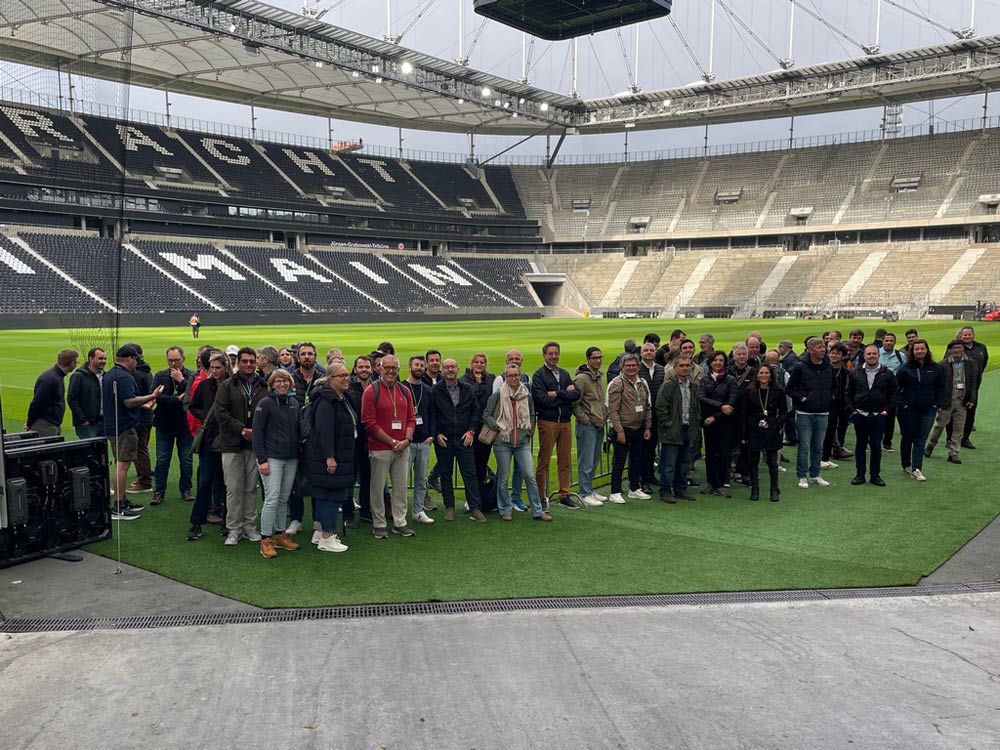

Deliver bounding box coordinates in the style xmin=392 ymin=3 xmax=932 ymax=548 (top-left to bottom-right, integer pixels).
xmin=0 ymin=233 xmax=108 ymax=313
xmin=407 ymin=161 xmax=496 ymax=213
xmin=131 ymin=240 xmax=307 ymax=311
xmin=451 ymin=255 xmax=537 ymax=306
xmin=20 ymin=232 xmax=206 ymax=312
xmin=226 ymin=244 xmax=385 ymax=312
xmin=257 ymin=144 xmax=379 ymax=205
xmin=307 ymin=248 xmax=452 ymax=312
xmin=388 ymin=254 xmax=519 ymax=307
xmin=337 ymin=154 xmax=443 ymax=214
xmin=481 ymin=165 xmax=527 ymax=218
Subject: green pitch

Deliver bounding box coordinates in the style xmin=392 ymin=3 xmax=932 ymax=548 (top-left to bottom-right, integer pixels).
xmin=0 ymin=317 xmax=997 ymax=608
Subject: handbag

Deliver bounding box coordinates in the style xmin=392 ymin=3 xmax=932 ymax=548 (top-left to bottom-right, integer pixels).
xmin=477 ymin=423 xmax=498 ymax=445
xmin=191 ymin=402 xmax=216 ymax=453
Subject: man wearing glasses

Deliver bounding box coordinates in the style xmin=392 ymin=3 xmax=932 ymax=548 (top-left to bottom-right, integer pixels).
xmin=361 ymin=354 xmax=417 ymax=539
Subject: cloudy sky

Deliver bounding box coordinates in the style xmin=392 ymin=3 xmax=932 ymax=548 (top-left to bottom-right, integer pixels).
xmin=3 ymin=0 xmax=997 ymax=160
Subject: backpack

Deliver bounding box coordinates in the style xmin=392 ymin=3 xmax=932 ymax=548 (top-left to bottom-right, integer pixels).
xmin=299 ymin=400 xmax=317 ymax=443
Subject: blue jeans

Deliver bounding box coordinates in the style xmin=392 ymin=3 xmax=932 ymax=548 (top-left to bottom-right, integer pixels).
xmin=795 ymin=413 xmax=829 ymax=479
xmin=314 ymin=487 xmax=349 ymax=533
xmin=409 ymin=440 xmax=431 ymax=511
xmin=75 ymin=423 xmax=102 ymax=440
xmin=898 ymin=407 xmax=935 ymax=471
xmin=191 ymin=449 xmax=224 ymax=526
xmin=493 ymin=442 xmax=544 ymax=516
xmin=153 ymin=427 xmax=194 ymax=495
xmin=259 ymin=457 xmax=297 ymax=536
xmin=658 ymin=426 xmax=691 ymax=497
xmin=575 ymin=423 xmax=604 ymax=497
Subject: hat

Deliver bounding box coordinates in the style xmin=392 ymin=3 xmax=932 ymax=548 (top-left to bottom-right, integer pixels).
xmin=225 ymin=345 xmax=239 ymax=356
xmin=116 ymin=344 xmax=139 ymax=359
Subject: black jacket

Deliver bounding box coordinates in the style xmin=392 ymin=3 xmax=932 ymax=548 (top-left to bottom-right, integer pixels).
xmin=742 ymin=385 xmax=787 ymax=452
xmin=189 ymin=376 xmax=221 ymax=452
xmin=964 ymin=341 xmax=989 ymax=375
xmin=638 ymin=361 xmax=665 ymax=407
xmin=846 ymin=365 xmax=897 ymax=414
xmin=938 ymin=355 xmax=981 ymax=406
xmin=302 ymin=385 xmax=356 ymax=491
xmin=133 ymin=359 xmax=154 ymax=425
xmin=699 ymin=371 xmax=737 ymax=423
xmin=27 ymin=365 xmax=68 ymax=428
xmin=429 ymin=379 xmax=481 ymax=437
xmin=214 ymin=372 xmax=269 ymax=452
xmin=66 ymin=365 xmax=101 ymax=427
xmin=786 ymin=354 xmax=835 ymax=414
xmin=830 ymin=365 xmax=849 ymax=410
xmin=292 ymin=367 xmax=323 ymax=405
xmin=461 ymin=369 xmax=495 ymax=418
xmin=252 ymin=392 xmax=300 ymax=463
xmin=531 ymin=365 xmax=580 ymax=423
xmin=152 ymin=367 xmax=192 ymax=432
xmin=405 ymin=379 xmax=433 ymax=442
xmin=894 ymin=361 xmax=945 ymax=412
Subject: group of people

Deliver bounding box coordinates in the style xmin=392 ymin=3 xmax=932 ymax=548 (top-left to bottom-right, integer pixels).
xmin=23 ymin=324 xmax=988 ymax=559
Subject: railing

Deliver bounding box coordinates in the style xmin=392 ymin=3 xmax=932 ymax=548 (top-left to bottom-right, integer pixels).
xmin=2 ymin=84 xmax=1000 ymax=168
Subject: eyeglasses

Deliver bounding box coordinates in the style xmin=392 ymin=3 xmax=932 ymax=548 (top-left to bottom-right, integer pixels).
xmin=382 ymin=365 xmax=399 ymax=371
xmin=333 ymin=373 xmax=350 ymax=378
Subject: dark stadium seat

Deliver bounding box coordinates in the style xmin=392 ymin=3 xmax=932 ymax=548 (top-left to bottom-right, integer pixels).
xmin=307 ymin=248 xmax=452 ymax=312
xmin=82 ymin=115 xmax=220 ymax=189
xmin=258 ymin=145 xmax=378 ymax=203
xmin=21 ymin=233 xmax=208 ymax=313
xmin=338 ymin=154 xmax=443 ymax=214
xmin=386 ymin=255 xmax=522 ymax=308
xmin=131 ymin=240 xmax=307 ymax=311
xmin=482 ymin=165 xmax=527 ymax=218
xmin=406 ymin=161 xmax=495 ymax=212
xmin=0 ymin=235 xmax=110 ymax=314
xmin=226 ymin=244 xmax=385 ymax=312
xmin=451 ymin=255 xmax=537 ymax=306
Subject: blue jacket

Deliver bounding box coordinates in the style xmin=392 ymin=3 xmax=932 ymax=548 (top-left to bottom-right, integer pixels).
xmin=103 ymin=364 xmax=140 ymax=436
xmin=252 ymin=392 xmax=300 ymax=463
xmin=894 ymin=361 xmax=945 ymax=411
xmin=27 ymin=365 xmax=68 ymax=428
xmin=786 ymin=353 xmax=835 ymax=414
xmin=531 ymin=365 xmax=580 ymax=423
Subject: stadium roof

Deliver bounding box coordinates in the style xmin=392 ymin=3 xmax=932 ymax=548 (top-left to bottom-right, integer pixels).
xmin=3 ymin=0 xmax=1000 ymax=136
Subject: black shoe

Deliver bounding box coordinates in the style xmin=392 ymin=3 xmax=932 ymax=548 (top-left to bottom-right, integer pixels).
xmin=851 ymin=475 xmax=867 ymax=485
xmin=557 ymin=496 xmax=579 ymax=509
xmin=882 ymin=444 xmax=894 ymax=453
xmin=373 ymin=527 xmax=388 ymax=539
xmin=687 ymin=478 xmax=700 ymax=487
xmin=676 ymin=492 xmax=696 ymax=502
xmin=123 ymin=499 xmax=145 ymax=511
xmin=343 ymin=518 xmax=359 ymax=529
xmin=699 ymin=486 xmax=715 ymax=495
xmin=660 ymin=494 xmax=677 ymax=504
xmin=870 ymin=476 xmax=886 ymax=487
xmin=714 ymin=487 xmax=731 ymax=498
xmin=429 ymin=477 xmax=442 ymax=492
xmin=392 ymin=525 xmax=415 ymax=537
xmin=111 ymin=504 xmax=141 ymax=520
xmin=779 ymin=453 xmax=790 ymax=463
xmin=749 ymin=488 xmax=760 ymax=501
xmin=641 ymin=484 xmax=652 ymax=494
xmin=770 ymin=489 xmax=780 ymax=502
xmin=961 ymin=439 xmax=976 ymax=450
xmin=186 ymin=524 xmax=202 ymax=541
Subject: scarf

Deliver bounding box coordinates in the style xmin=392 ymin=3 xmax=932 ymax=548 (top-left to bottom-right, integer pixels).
xmin=494 ymin=382 xmax=532 ymax=440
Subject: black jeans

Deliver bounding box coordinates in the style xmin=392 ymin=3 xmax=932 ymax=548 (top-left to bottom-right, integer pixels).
xmin=611 ymin=427 xmax=645 ymax=493
xmin=473 ymin=440 xmax=493 ymax=502
xmin=853 ymin=412 xmax=886 ymax=478
xmin=748 ymin=449 xmax=779 ymax=494
xmin=435 ymin=438 xmax=481 ymax=511
xmin=882 ymin=405 xmax=896 ymax=448
xmin=703 ymin=419 xmax=732 ymax=489
xmin=641 ymin=425 xmax=657 ymax=487
xmin=191 ymin=449 xmax=225 ymax=526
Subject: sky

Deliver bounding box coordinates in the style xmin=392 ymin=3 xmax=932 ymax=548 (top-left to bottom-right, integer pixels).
xmin=2 ymin=0 xmax=998 ymax=161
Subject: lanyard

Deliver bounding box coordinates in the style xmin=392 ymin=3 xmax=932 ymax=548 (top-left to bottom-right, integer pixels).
xmin=409 ymin=381 xmax=423 ymax=410
xmin=758 ymin=387 xmax=768 ymax=415
xmin=343 ymin=397 xmax=358 ymax=432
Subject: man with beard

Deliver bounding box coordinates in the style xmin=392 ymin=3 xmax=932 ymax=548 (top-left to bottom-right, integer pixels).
xmin=638 ymin=342 xmax=665 ymax=493
xmin=422 ymin=348 xmax=445 ymax=506
xmin=406 ymin=355 xmax=435 ymax=525
xmin=67 ymin=347 xmax=105 ymax=439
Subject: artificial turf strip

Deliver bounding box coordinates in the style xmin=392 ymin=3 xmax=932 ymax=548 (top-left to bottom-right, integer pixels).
xmin=0 ymin=318 xmax=997 ymax=607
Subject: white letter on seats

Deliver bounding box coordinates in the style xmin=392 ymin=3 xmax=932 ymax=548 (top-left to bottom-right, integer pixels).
xmin=271 ymin=258 xmax=331 ymax=283
xmin=116 ymin=125 xmax=172 ymax=155
xmin=158 ymin=253 xmax=246 ymax=280
xmin=201 ymin=138 xmax=250 ymax=165
xmin=0 ymin=248 xmax=34 ymax=274
xmin=407 ymin=263 xmax=471 ymax=287
xmin=3 ymin=107 xmax=73 ymax=142
xmin=283 ymin=149 xmax=334 ymax=176
xmin=348 ymin=261 xmax=388 ymax=284
xmin=358 ymin=159 xmax=395 ymax=183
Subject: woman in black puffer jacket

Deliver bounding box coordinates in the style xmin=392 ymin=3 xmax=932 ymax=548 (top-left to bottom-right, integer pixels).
xmin=303 ymin=366 xmax=357 ymax=553
xmin=461 ymin=353 xmax=495 ymax=509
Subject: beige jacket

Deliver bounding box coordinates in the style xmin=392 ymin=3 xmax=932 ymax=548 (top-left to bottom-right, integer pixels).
xmin=572 ymin=366 xmax=607 ymax=426
xmin=607 ymin=375 xmax=652 ymax=432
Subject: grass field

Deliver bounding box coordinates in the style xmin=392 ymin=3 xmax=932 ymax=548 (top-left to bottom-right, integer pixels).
xmin=1 ymin=317 xmax=997 ymax=608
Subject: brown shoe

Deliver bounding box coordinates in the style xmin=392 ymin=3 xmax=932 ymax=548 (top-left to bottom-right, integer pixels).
xmin=534 ymin=513 xmax=553 ymax=522
xmin=832 ymin=447 xmax=853 ymax=459
xmin=470 ymin=509 xmax=487 ymax=523
xmin=947 ymin=454 xmax=962 ymax=465
xmin=126 ymin=480 xmax=152 ymax=494
xmin=444 ymin=507 xmax=455 ymax=521
xmin=149 ymin=492 xmax=164 ymax=506
xmin=182 ymin=491 xmax=194 ymax=502
xmin=259 ymin=537 xmax=278 ymax=559
xmin=272 ymin=531 xmax=300 ymax=551
xmin=501 ymin=513 xmax=513 ymax=521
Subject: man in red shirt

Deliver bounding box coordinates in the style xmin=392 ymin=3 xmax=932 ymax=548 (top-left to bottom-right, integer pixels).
xmin=361 ymin=354 xmax=417 ymax=539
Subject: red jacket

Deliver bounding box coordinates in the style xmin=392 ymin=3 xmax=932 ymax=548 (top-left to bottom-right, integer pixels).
xmin=186 ymin=369 xmax=208 ymax=436
xmin=361 ymin=381 xmax=416 ymax=451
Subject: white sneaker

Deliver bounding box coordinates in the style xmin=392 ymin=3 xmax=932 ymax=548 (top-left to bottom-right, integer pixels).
xmin=797 ymin=478 xmax=809 ymax=489
xmin=903 ymin=466 xmax=915 ymax=478
xmin=820 ymin=460 xmax=838 ymax=470
xmin=582 ymin=494 xmax=603 ymax=507
xmin=912 ymin=469 xmax=927 ymax=481
xmin=243 ymin=529 xmax=262 ymax=542
xmin=778 ymin=466 xmax=787 ymax=473
xmin=627 ymin=489 xmax=651 ymax=500
xmin=608 ymin=492 xmax=626 ymax=504
xmin=590 ymin=491 xmax=608 ymax=502
xmin=311 ymin=530 xmax=322 ymax=544
xmin=224 ymin=530 xmax=241 ymax=545
xmin=413 ymin=511 xmax=435 ymax=524
xmin=317 ymin=534 xmax=349 ymax=552
xmin=285 ymin=519 xmax=303 ymax=535
xmin=809 ymin=476 xmax=830 ymax=487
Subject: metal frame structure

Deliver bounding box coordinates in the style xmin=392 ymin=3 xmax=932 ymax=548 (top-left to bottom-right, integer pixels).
xmin=1 ymin=0 xmax=1000 ymax=135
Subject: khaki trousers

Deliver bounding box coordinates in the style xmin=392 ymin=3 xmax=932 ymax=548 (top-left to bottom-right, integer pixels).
xmin=535 ymin=420 xmax=573 ymax=498
xmin=928 ymin=392 xmax=967 ymax=457
xmin=369 ymin=448 xmax=411 ymax=529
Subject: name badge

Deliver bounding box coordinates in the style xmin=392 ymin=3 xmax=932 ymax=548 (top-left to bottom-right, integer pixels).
xmin=391 ymin=420 xmax=403 ymax=430
xmin=415 ymin=416 xmax=424 ymax=425
xmin=956 ymin=383 xmax=964 ymax=390
xmin=635 ymin=404 xmax=644 ymax=413
xmin=353 ymin=430 xmax=358 ymax=439
xmin=759 ymin=419 xmax=769 ymax=429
